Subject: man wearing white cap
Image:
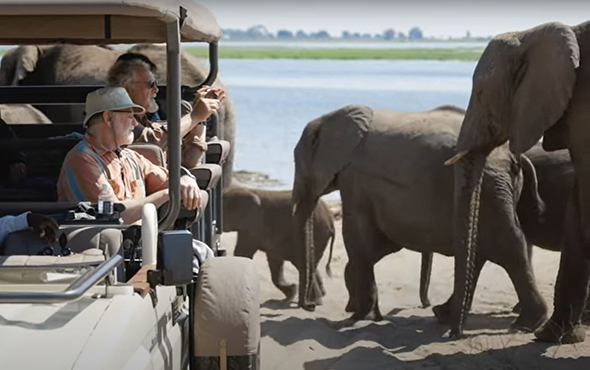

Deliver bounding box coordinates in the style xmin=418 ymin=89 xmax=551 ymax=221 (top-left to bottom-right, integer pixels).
xmin=57 ymin=87 xmax=202 ymax=224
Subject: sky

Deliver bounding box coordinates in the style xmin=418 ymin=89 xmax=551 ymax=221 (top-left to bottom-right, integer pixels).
xmin=198 ymin=0 xmax=590 ymax=39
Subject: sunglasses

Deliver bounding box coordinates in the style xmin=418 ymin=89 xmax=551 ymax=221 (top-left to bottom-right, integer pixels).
xmin=132 ymin=79 xmax=158 ymax=89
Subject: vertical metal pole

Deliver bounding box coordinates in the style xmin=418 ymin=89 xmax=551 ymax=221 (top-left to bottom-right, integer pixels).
xmin=160 ymin=20 xmax=181 ymax=231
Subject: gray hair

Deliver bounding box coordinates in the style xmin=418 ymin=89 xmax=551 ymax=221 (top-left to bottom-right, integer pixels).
xmin=85 ymin=112 xmax=105 ymax=130
xmin=107 ymin=59 xmax=152 ymax=88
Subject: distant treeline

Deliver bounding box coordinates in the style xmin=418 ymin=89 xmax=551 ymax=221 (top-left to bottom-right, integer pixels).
xmin=185 ymin=47 xmax=484 ymax=61
xmin=221 ymin=25 xmax=491 ymax=41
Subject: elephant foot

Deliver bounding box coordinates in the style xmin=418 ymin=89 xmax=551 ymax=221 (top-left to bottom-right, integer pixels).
xmin=511 ymin=308 xmax=548 ymax=333
xmin=345 ymin=299 xmax=355 ymax=313
xmin=535 ymin=320 xmax=586 ymax=344
xmin=350 ymin=309 xmax=383 ymax=322
xmin=311 ymin=295 xmax=323 ymax=306
xmin=283 ymin=284 xmax=297 ymax=302
xmin=512 ymin=302 xmax=521 ymax=313
xmin=433 ymin=302 xmax=451 ymax=324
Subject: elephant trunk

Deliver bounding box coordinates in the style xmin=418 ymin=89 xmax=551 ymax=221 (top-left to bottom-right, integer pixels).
xmin=293 ymin=198 xmax=318 ymax=311
xmin=450 ymin=151 xmax=487 ymax=338
xmin=420 ymin=252 xmax=433 ymax=308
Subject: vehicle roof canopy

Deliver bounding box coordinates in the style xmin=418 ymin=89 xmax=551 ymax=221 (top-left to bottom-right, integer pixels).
xmin=0 ymin=0 xmax=222 ymax=45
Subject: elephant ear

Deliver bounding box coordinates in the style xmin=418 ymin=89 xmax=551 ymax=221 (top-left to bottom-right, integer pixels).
xmin=11 ymin=46 xmax=40 ymax=85
xmin=510 ymin=23 xmax=579 ymax=155
xmin=293 ymin=105 xmax=372 ymax=206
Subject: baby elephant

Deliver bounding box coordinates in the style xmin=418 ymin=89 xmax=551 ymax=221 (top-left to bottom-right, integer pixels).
xmin=223 ymin=187 xmax=335 ymax=302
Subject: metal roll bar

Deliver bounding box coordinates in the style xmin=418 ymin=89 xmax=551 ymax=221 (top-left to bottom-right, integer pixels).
xmin=0 ymin=255 xmax=123 ymax=304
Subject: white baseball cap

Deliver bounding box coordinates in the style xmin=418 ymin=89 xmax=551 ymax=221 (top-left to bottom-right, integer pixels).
xmin=83 ymin=87 xmax=145 ymax=126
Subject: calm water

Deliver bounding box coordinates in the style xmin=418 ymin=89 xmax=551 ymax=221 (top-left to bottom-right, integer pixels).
xmin=220 ymin=59 xmax=477 ymax=194
xmin=186 ymin=41 xmax=488 ymax=50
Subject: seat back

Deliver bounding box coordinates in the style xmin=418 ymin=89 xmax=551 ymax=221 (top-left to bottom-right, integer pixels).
xmin=127 ymin=142 xmax=166 ymax=166
xmin=2 ymin=227 xmax=123 ymax=258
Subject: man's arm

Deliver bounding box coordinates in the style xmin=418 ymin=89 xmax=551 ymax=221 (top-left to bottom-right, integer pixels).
xmin=0 ymin=212 xmax=29 ymax=245
xmin=120 ymin=189 xmax=169 ymax=224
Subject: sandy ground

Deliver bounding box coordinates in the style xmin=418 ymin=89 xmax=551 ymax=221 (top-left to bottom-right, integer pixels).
xmin=221 ymin=216 xmax=590 ymax=370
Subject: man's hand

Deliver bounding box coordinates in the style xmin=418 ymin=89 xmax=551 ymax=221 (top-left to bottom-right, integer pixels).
xmin=180 ymin=175 xmax=201 ymax=210
xmin=190 ymin=86 xmax=225 ymax=122
xmin=9 ymin=162 xmax=27 ymax=185
xmin=26 ymin=213 xmax=59 ymax=243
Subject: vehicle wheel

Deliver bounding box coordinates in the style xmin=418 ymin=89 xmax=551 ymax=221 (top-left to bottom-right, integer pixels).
xmin=193 ymin=257 xmax=260 ymax=370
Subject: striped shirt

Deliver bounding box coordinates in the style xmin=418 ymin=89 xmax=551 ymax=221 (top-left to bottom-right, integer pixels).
xmin=57 ymin=136 xmax=168 ymax=203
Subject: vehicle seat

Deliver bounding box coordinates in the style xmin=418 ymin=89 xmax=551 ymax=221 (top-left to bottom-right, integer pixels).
xmin=127 ymin=142 xmax=165 ymax=166
xmin=205 ymin=139 xmax=231 ymax=165
xmin=2 ymin=227 xmax=123 ymax=258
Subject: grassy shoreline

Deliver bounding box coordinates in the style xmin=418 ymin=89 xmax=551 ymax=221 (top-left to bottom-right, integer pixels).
xmin=184 ymin=47 xmax=484 ymax=61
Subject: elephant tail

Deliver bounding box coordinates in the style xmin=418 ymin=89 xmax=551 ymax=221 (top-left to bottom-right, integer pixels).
xmin=420 ymin=252 xmax=433 ymax=308
xmin=518 ymin=154 xmax=546 ymax=230
xmin=325 ymin=225 xmax=336 ymax=278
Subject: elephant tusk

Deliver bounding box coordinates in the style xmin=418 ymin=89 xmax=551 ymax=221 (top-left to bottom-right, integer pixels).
xmin=292 ymin=203 xmax=298 ymax=216
xmin=444 ymin=150 xmax=469 ymax=166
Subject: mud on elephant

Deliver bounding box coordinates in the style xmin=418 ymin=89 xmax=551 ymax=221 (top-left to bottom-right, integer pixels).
xmin=445 ymin=21 xmax=590 ymax=342
xmin=0 ymin=43 xmax=236 ymax=185
xmin=292 ymin=104 xmax=548 ymax=333
xmin=223 ymin=187 xmax=335 ymax=303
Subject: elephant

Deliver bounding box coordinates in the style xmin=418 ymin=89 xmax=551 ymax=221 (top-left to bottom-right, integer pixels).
xmin=0 ymin=104 xmax=52 ymax=124
xmin=292 ymin=104 xmax=548 ymax=333
xmin=0 ymin=43 xmax=235 ymax=185
xmin=420 ymin=144 xmax=589 ymax=311
xmin=444 ymin=21 xmax=590 ymax=342
xmin=223 ymin=187 xmax=335 ymax=302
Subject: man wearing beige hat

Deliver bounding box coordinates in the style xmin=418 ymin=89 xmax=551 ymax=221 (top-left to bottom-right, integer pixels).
xmin=57 ymin=87 xmax=202 ymax=225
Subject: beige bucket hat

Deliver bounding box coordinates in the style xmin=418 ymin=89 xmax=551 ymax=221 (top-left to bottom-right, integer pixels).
xmin=83 ymin=87 xmax=145 ymax=126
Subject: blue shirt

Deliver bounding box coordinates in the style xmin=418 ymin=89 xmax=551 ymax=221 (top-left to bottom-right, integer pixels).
xmin=0 ymin=212 xmax=29 ymax=246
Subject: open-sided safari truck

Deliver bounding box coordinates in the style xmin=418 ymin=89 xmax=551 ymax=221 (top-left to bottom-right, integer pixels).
xmin=0 ymin=1 xmax=260 ymax=369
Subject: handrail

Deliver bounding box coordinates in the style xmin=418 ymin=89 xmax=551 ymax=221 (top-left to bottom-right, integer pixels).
xmin=0 ymin=255 xmax=123 ymax=304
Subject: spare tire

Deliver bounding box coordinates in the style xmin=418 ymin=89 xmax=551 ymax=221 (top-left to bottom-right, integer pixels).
xmin=193 ymin=257 xmax=260 ymax=370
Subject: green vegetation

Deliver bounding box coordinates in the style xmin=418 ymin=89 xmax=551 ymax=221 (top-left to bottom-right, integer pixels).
xmin=184 ymin=47 xmax=484 ymax=61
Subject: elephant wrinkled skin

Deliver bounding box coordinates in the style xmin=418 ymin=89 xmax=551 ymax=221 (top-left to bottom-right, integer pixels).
xmin=448 ymin=21 xmax=590 ymax=342
xmin=223 ymin=187 xmax=335 ymax=303
xmin=292 ymin=104 xmax=547 ymax=331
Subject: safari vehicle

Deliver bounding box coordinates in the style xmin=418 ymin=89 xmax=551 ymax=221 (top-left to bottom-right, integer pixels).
xmin=0 ymin=1 xmax=260 ymax=369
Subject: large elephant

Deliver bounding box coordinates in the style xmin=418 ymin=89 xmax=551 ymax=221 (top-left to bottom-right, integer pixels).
xmin=292 ymin=104 xmax=548 ymax=332
xmin=0 ymin=43 xmax=235 ymax=185
xmin=223 ymin=187 xmax=335 ymax=302
xmin=444 ymin=21 xmax=590 ymax=342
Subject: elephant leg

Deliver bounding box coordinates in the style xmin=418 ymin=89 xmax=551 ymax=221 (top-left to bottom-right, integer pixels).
xmin=308 ymin=273 xmax=324 ymax=306
xmin=315 ymin=269 xmax=326 ymax=297
xmin=341 ymin=212 xmax=383 ymax=321
xmin=433 ymin=256 xmax=486 ymax=324
xmin=233 ymin=236 xmax=256 ymax=259
xmin=513 ymin=243 xmax=534 ymax=314
xmin=536 ymin=202 xmax=590 ymax=344
xmin=294 ymin=263 xmax=324 ymax=306
xmin=344 ymin=261 xmax=355 ymax=313
xmin=267 ymin=255 xmax=297 ymax=301
xmin=492 ymin=229 xmax=547 ymax=332
xmin=583 ymin=295 xmax=590 ymax=325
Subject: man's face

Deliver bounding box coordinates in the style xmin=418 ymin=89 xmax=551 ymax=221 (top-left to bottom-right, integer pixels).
xmin=110 ymin=109 xmax=138 ymax=146
xmin=125 ymin=66 xmax=159 ymax=114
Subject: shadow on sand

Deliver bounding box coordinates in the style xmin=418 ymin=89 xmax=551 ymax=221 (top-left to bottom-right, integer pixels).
xmin=303 ymin=344 xmax=590 ymax=370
